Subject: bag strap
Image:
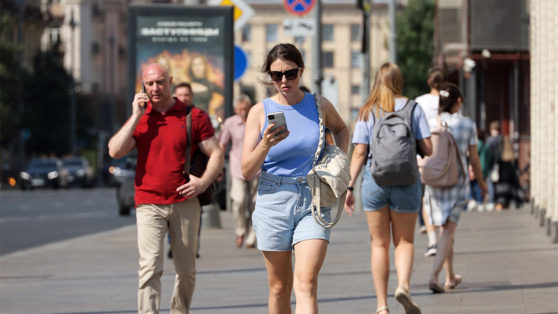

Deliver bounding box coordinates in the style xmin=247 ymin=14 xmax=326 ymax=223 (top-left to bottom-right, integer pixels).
xmin=311 ymin=94 xmax=325 ymax=168
xmin=184 ymin=106 xmax=192 ymax=180
xmin=310 ymin=94 xmax=344 ymax=229
xmin=448 ymin=130 xmax=467 ymax=183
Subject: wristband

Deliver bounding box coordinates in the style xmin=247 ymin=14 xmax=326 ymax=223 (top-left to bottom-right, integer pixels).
xmin=347 ymin=186 xmax=354 ymax=192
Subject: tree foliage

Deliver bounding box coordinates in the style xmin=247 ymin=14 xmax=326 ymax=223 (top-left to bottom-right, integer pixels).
xmin=22 ymin=42 xmax=73 ymax=156
xmin=396 ymin=0 xmax=435 ymax=99
xmin=0 ymin=14 xmax=24 ymax=148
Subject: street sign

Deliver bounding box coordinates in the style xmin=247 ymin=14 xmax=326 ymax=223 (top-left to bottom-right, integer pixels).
xmin=234 ymin=45 xmax=248 ymax=81
xmin=283 ymin=18 xmax=315 ymax=37
xmin=283 ymin=0 xmax=316 ymax=16
xmin=210 ymin=0 xmax=255 ymax=32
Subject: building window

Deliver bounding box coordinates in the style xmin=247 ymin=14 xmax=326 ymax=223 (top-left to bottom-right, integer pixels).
xmin=323 ymin=51 xmax=334 ymax=68
xmin=351 ymin=24 xmax=360 ymax=42
xmin=351 ymin=85 xmax=360 ymax=95
xmin=266 ymin=25 xmax=278 ymax=42
xmin=351 ymin=108 xmax=360 ymax=120
xmin=323 ymin=24 xmax=334 ymax=41
xmin=242 ymin=25 xmax=251 ymax=42
xmin=49 ymin=28 xmax=61 ymax=46
xmin=351 ymin=50 xmax=361 ymax=68
xmin=294 ymin=36 xmax=305 ymax=43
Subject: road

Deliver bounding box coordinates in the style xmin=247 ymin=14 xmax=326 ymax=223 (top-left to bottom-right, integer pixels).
xmin=0 ymin=188 xmax=135 ymax=255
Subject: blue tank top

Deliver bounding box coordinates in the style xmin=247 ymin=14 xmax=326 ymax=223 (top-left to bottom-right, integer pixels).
xmin=261 ymin=92 xmax=320 ymax=176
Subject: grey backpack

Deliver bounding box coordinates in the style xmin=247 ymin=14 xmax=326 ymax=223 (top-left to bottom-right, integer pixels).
xmin=370 ymin=100 xmax=419 ymax=186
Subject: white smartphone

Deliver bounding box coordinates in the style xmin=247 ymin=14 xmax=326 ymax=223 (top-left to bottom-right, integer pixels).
xmin=267 ymin=111 xmax=288 ymax=135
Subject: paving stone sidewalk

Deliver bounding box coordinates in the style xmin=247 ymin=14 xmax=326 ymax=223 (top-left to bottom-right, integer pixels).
xmin=1 ymin=206 xmax=557 ymax=314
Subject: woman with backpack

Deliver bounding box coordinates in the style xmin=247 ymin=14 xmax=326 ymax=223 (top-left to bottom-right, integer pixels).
xmin=424 ymin=83 xmax=487 ymax=293
xmin=344 ymin=62 xmax=432 ymax=314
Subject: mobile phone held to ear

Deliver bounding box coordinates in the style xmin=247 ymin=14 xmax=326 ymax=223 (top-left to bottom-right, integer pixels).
xmin=267 ymin=111 xmax=288 ymax=135
xmin=140 ymin=81 xmax=147 ymax=107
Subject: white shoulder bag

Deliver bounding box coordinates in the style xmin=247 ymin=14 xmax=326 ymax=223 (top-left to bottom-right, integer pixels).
xmin=307 ymin=94 xmax=351 ymax=228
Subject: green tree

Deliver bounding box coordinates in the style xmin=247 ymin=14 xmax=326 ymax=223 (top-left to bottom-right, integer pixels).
xmin=22 ymin=42 xmax=73 ymax=156
xmin=0 ymin=14 xmax=24 ymax=148
xmin=396 ymin=0 xmax=435 ymax=99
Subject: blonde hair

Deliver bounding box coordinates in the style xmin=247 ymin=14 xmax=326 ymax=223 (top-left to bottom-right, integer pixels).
xmin=357 ymin=62 xmax=404 ymax=122
xmin=501 ymin=137 xmax=515 ymax=162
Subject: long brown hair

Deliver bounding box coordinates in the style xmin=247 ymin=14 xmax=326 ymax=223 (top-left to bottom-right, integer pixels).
xmin=357 ymin=62 xmax=403 ymax=122
xmin=501 ymin=137 xmax=515 ymax=162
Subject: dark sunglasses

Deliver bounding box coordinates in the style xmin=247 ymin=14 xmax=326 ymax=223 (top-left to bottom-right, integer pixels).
xmin=269 ymin=68 xmax=301 ymax=82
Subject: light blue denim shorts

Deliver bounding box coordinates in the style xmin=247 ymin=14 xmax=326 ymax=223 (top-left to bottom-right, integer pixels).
xmin=252 ymin=171 xmax=331 ymax=251
xmin=361 ymin=162 xmax=422 ymax=213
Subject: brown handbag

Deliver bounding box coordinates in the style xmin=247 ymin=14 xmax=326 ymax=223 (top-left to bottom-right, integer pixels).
xmin=184 ymin=106 xmax=215 ymax=206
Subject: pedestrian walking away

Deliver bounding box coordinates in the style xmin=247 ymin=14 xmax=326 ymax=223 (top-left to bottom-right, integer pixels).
xmin=415 ymin=68 xmax=447 ymax=257
xmin=220 ymin=94 xmax=259 ymax=249
xmin=344 ymin=62 xmax=432 ymax=314
xmin=241 ymin=43 xmax=349 ymax=314
xmin=493 ymin=137 xmax=524 ymax=211
xmin=485 ymin=120 xmax=503 ymax=211
xmin=108 ymin=63 xmax=224 ymax=314
xmin=423 ymin=83 xmax=487 ymax=294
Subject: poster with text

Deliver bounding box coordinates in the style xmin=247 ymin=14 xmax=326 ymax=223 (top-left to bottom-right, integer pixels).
xmin=128 ymin=5 xmax=234 ymax=127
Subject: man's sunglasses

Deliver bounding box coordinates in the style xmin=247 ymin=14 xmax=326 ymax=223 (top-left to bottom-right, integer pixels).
xmin=269 ymin=68 xmax=301 ymax=82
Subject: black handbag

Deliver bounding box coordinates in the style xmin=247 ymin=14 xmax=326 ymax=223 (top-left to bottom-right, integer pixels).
xmin=184 ymin=106 xmax=215 ymax=206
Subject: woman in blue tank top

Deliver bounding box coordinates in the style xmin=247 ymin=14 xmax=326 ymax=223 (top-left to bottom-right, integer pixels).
xmin=242 ymin=43 xmax=349 ymax=313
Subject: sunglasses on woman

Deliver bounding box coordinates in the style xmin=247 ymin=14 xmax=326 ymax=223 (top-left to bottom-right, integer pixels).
xmin=269 ymin=68 xmax=301 ymax=82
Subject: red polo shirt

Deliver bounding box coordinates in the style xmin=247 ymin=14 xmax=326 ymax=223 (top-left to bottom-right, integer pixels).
xmin=132 ymin=98 xmax=214 ymax=206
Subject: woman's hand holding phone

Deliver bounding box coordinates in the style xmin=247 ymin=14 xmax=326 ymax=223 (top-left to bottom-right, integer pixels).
xmin=262 ymin=112 xmax=289 ymax=149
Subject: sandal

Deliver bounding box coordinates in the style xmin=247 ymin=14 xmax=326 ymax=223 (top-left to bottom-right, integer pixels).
xmin=375 ymin=306 xmax=389 ymax=313
xmin=445 ymin=274 xmax=463 ymax=290
xmin=428 ymin=279 xmax=445 ymax=293
xmin=395 ymin=286 xmax=421 ymax=314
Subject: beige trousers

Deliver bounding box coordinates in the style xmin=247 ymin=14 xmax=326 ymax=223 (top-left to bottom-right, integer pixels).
xmin=230 ymin=177 xmax=258 ymax=245
xmin=136 ymin=198 xmax=201 ymax=314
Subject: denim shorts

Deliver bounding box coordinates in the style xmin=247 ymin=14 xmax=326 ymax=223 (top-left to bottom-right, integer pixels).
xmin=361 ymin=164 xmax=422 ymax=213
xmin=252 ymin=171 xmax=331 ymax=251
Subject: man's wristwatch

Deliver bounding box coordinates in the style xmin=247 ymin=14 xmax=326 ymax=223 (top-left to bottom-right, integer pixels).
xmin=347 ymin=186 xmax=354 ymax=192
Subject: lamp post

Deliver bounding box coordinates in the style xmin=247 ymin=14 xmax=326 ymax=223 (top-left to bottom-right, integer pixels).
xmin=69 ymin=10 xmax=77 ymax=156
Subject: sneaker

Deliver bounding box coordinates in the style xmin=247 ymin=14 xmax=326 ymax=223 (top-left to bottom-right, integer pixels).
xmin=485 ymin=203 xmax=495 ymax=212
xmin=418 ymin=226 xmax=427 ymax=234
xmin=424 ymin=244 xmax=437 ymax=257
xmin=477 ymin=204 xmax=484 ymax=212
xmin=467 ymin=200 xmax=477 ymax=212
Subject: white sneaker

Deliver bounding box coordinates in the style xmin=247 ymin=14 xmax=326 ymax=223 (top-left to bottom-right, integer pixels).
xmin=485 ymin=203 xmax=495 ymax=212
xmin=424 ymin=245 xmax=437 ymax=257
xmin=467 ymin=200 xmax=477 ymax=212
xmin=418 ymin=226 xmax=427 ymax=234
xmin=477 ymin=204 xmax=484 ymax=212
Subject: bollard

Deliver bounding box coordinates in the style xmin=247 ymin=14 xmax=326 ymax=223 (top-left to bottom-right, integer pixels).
xmin=539 ymin=208 xmax=546 ymax=227
xmin=530 ymin=199 xmax=535 ymax=215
xmin=201 ymin=203 xmax=222 ymax=229
xmin=551 ymin=221 xmax=558 ymax=244
xmin=546 ymin=217 xmax=552 ymax=236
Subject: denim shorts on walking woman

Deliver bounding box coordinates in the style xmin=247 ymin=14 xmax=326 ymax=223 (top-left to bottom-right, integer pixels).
xmin=361 ymin=162 xmax=422 ymax=213
xmin=252 ymin=171 xmax=331 ymax=251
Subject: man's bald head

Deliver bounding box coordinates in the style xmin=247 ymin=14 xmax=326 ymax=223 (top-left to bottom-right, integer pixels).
xmin=141 ymin=63 xmax=174 ymax=107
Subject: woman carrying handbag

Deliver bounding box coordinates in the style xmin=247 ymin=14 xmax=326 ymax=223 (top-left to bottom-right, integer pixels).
xmin=241 ymin=43 xmax=349 ymax=314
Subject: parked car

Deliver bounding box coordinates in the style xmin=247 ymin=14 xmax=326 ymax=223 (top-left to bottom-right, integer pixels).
xmin=20 ymin=158 xmax=69 ymax=190
xmin=63 ymin=157 xmax=95 ymax=188
xmin=114 ymin=155 xmax=136 ymax=216
xmin=105 ymin=157 xmax=128 ymax=187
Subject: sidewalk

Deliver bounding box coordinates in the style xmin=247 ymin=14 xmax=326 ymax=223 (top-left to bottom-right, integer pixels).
xmin=1 ymin=206 xmax=557 ymax=313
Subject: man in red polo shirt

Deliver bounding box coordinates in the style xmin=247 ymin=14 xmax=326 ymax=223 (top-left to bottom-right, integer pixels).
xmin=108 ymin=63 xmax=223 ymax=313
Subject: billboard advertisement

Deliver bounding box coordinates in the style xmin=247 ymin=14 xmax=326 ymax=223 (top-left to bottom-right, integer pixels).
xmin=128 ymin=5 xmax=234 ymax=127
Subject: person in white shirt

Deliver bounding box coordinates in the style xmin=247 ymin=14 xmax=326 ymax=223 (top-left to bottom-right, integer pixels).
xmin=415 ymin=68 xmax=446 ymax=258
